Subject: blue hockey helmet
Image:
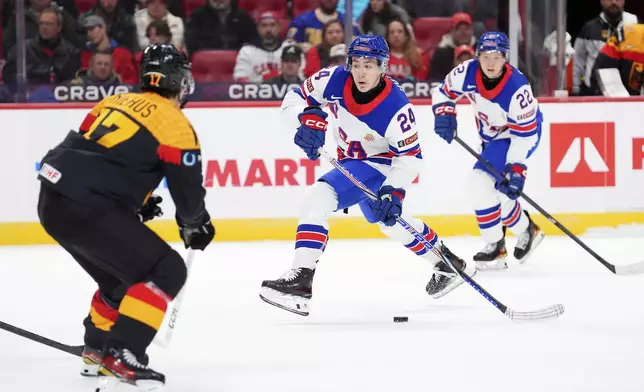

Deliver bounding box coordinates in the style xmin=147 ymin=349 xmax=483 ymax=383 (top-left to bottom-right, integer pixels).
xmin=476 ymin=32 xmax=510 ymax=59
xmin=346 ymin=34 xmax=390 ymax=73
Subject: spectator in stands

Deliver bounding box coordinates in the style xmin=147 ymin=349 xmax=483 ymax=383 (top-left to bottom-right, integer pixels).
xmin=337 ymin=0 xmax=369 ymax=21
xmin=454 ymin=44 xmax=474 ymax=66
xmin=234 ymin=11 xmax=286 ymax=83
xmin=134 ymin=20 xmax=174 ymax=76
xmin=146 ymin=19 xmax=173 ymax=45
xmin=573 ymin=0 xmax=639 ymax=96
xmin=288 ymin=0 xmax=360 ymax=53
xmin=428 ymin=12 xmax=475 ymax=83
xmin=134 ymin=0 xmax=184 ymax=49
xmin=81 ymin=15 xmax=137 ymax=84
xmin=328 ymin=43 xmax=346 ymax=67
xmin=70 ymin=50 xmax=125 ymax=87
xmin=396 ymin=0 xmax=457 ymax=18
xmin=358 ymin=0 xmax=410 ymax=38
xmin=3 ymin=0 xmax=79 ymax=25
xmin=185 ymin=0 xmax=257 ymax=54
xmin=303 ymin=19 xmax=345 ymax=77
xmin=268 ymin=45 xmax=304 ymax=85
xmin=3 ymin=8 xmax=80 ymax=86
xmin=385 ymin=18 xmax=428 ymax=82
xmin=79 ymin=0 xmax=138 ymax=52
xmin=4 ymin=0 xmax=82 ymax=55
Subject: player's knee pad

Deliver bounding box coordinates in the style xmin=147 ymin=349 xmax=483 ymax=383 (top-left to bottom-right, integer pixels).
xmin=146 ymin=249 xmax=187 ymax=299
xmin=468 ymin=169 xmax=498 ymax=208
xmin=300 ymin=181 xmax=339 ymax=219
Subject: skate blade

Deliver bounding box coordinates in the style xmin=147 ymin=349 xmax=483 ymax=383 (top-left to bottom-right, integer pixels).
xmin=95 ymin=376 xmax=164 ymax=392
xmin=81 ymin=361 xmax=99 ymax=377
xmin=475 ymin=257 xmax=508 ymax=271
xmin=259 ymin=287 xmax=310 ymax=316
xmin=516 ymin=231 xmax=545 ymax=264
xmin=430 ymin=267 xmax=477 ymax=299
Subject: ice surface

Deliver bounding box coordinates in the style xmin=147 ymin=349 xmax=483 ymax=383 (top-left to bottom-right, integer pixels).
xmin=1 ymin=234 xmax=643 ymax=391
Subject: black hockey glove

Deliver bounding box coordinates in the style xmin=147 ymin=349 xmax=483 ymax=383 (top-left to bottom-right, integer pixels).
xmin=179 ymin=220 xmax=215 ymax=250
xmin=138 ymin=195 xmax=163 ymax=223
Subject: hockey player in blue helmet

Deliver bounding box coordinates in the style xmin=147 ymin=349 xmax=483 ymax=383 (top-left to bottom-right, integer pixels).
xmin=259 ymin=34 xmax=475 ymax=316
xmin=432 ymin=32 xmax=545 ymax=271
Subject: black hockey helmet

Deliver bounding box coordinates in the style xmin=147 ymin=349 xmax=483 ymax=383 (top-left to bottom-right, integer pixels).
xmin=140 ymin=44 xmax=194 ymax=106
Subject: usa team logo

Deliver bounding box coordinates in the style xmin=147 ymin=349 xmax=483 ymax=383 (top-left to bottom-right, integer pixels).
xmin=550 ymin=122 xmax=615 ymax=187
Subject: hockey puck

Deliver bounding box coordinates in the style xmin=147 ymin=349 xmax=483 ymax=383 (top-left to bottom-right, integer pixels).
xmin=393 ymin=316 xmax=408 ymax=323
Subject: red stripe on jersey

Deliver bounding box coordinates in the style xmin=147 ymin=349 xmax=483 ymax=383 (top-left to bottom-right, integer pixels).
xmin=126 ymin=282 xmax=171 ymax=311
xmin=409 ymin=242 xmax=424 ymax=253
xmin=90 ymin=291 xmax=118 ymax=322
xmin=296 ymin=231 xmax=327 ymax=243
xmin=503 ymin=203 xmax=522 ymax=226
xmin=621 ymin=50 xmax=644 ymax=64
xmin=508 ymin=120 xmax=537 ymax=132
xmin=442 ymin=82 xmax=460 ymax=99
xmin=79 ymin=113 xmax=97 ymax=133
xmin=476 ymin=209 xmax=501 ymax=224
xmin=425 ymin=228 xmax=436 ymax=242
xmin=157 ymin=145 xmax=182 ymax=165
xmin=600 ymin=43 xmax=621 ymax=60
xmin=398 ymin=147 xmax=422 ymax=157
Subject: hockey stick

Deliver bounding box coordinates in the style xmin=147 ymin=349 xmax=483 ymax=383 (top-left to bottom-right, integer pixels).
xmin=319 ymin=147 xmax=564 ymax=321
xmin=453 ymin=136 xmax=644 ymax=276
xmin=154 ymin=248 xmax=196 ymax=348
xmin=0 ymin=320 xmax=83 ymax=357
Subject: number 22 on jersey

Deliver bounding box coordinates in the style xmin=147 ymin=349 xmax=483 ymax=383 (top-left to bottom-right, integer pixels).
xmin=84 ymin=109 xmax=140 ymax=148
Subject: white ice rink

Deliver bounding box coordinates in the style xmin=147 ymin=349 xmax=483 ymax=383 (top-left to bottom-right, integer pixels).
xmin=1 ymin=231 xmax=644 ymax=392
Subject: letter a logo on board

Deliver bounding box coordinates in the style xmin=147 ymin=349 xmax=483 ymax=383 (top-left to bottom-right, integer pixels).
xmin=550 ymin=123 xmax=615 ymax=187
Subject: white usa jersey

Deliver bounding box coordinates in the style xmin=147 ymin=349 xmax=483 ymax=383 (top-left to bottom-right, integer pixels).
xmin=432 ymin=59 xmax=543 ymax=164
xmin=281 ymin=66 xmax=422 ymax=189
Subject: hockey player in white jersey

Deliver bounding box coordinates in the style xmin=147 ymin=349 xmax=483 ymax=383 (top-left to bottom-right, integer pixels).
xmin=432 ymin=32 xmax=545 ymax=270
xmin=260 ymin=35 xmax=476 ymax=316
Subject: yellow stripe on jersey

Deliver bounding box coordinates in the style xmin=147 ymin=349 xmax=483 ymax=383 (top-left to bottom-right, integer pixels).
xmin=119 ymin=296 xmax=166 ymax=330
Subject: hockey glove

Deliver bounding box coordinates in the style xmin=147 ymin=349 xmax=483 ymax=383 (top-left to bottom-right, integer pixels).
xmin=432 ymin=102 xmax=457 ymax=144
xmin=179 ymin=219 xmax=215 ymax=250
xmin=138 ymin=195 xmax=163 ymax=223
xmin=496 ymin=163 xmax=527 ymax=200
xmin=370 ymin=186 xmax=406 ymax=227
xmin=295 ymin=107 xmax=328 ymax=161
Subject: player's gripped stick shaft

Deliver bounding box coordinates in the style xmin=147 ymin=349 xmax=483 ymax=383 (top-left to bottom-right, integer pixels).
xmin=453 ymin=136 xmax=644 ymax=276
xmin=318 ymin=147 xmax=565 ymax=321
xmin=154 ymin=249 xmax=196 ymax=347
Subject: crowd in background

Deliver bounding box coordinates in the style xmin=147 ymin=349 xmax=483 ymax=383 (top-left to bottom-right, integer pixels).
xmin=0 ymin=0 xmax=641 ymax=102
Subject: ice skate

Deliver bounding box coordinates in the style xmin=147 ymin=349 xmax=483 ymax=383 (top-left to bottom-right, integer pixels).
xmin=81 ymin=346 xmax=103 ymax=377
xmin=260 ymin=268 xmax=315 ymax=316
xmin=474 ymin=238 xmax=509 ymax=270
xmin=95 ymin=347 xmax=164 ymax=392
xmin=82 ymin=345 xmax=150 ymax=377
xmin=513 ymin=211 xmax=545 ymax=264
xmin=426 ymin=244 xmax=476 ymax=299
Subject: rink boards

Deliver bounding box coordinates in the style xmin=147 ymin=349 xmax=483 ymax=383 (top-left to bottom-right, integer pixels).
xmin=1 ymin=98 xmax=643 ymax=245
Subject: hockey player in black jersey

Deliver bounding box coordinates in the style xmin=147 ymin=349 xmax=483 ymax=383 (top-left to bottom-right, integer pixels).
xmin=37 ymin=44 xmax=215 ymax=391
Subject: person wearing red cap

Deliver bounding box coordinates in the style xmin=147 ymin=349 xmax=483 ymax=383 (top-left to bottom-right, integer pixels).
xmin=234 ymin=11 xmax=298 ymax=83
xmin=454 ymin=44 xmax=475 ymax=67
xmin=429 ymin=12 xmax=476 ymax=84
